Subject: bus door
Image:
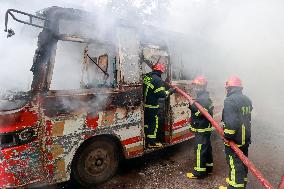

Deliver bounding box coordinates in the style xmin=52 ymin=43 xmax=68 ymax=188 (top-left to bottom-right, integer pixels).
xmin=168 ymin=81 xmax=194 ymax=144
xmin=141 ymin=45 xmax=171 ymax=144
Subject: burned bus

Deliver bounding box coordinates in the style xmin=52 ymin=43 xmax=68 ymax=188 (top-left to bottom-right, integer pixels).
xmin=0 ymin=7 xmax=221 ymax=188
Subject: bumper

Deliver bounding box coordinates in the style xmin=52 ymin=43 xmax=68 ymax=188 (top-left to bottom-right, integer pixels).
xmin=0 ymin=141 xmax=46 ymax=188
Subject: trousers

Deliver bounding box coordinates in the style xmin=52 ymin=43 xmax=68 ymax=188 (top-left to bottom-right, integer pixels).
xmin=144 ymin=107 xmax=159 ymax=144
xmin=225 ymin=145 xmax=249 ymax=188
xmin=192 ymin=133 xmax=213 ymax=176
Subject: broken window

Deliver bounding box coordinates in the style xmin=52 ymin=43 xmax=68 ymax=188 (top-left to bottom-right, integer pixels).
xmin=50 ymin=41 xmax=115 ymax=90
xmin=81 ymin=43 xmax=115 ymax=88
xmin=141 ymin=46 xmax=169 ymax=81
xmin=50 ymin=41 xmax=85 ymax=90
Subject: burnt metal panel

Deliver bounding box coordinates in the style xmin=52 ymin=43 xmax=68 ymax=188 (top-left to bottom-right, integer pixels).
xmin=117 ymin=27 xmax=142 ymax=85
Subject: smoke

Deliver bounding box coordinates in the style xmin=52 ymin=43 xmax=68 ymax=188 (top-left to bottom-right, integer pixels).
xmin=0 ymin=0 xmax=165 ymax=93
xmin=0 ymin=1 xmax=78 ymax=94
xmin=0 ymin=0 xmax=283 ymax=187
xmin=1 ymin=0 xmax=283 ymax=119
xmin=162 ymin=0 xmax=284 ymax=120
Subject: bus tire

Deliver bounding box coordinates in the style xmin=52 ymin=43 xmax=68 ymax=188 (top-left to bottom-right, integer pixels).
xmin=71 ymin=137 xmax=120 ymax=187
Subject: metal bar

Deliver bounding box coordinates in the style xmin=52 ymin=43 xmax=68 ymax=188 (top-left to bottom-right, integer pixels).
xmin=4 ymin=9 xmax=48 ymax=32
xmin=87 ymin=54 xmax=109 ymax=77
xmin=169 ymin=84 xmax=276 ymax=189
xmin=7 ymin=9 xmax=46 ymax=20
xmin=8 ymin=12 xmax=46 ymax=29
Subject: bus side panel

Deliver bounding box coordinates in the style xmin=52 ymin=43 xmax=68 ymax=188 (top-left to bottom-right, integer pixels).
xmin=111 ymin=106 xmax=144 ymax=159
xmin=41 ymin=98 xmax=144 ymax=184
xmin=169 ymin=93 xmax=193 ymax=144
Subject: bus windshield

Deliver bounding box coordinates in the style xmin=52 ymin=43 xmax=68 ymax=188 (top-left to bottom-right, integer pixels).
xmin=0 ymin=26 xmax=40 ymax=111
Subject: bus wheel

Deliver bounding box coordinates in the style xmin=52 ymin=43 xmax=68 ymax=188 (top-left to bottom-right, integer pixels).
xmin=71 ymin=137 xmax=120 ymax=187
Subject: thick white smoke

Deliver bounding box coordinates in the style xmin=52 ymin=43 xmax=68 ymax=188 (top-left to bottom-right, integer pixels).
xmin=0 ymin=0 xmax=283 ymax=187
xmin=163 ymin=0 xmax=284 ymax=120
xmin=1 ymin=0 xmax=283 ymax=124
xmin=0 ymin=0 xmax=163 ymax=93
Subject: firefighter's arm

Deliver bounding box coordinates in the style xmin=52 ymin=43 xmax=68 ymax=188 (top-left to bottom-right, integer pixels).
xmin=189 ymin=97 xmax=214 ymax=118
xmin=200 ymin=97 xmax=214 ymax=116
xmin=189 ymin=103 xmax=198 ymax=113
xmin=222 ymin=100 xmax=239 ymax=140
xmin=208 ymin=99 xmax=214 ymax=116
xmin=154 ymin=79 xmax=172 ymax=98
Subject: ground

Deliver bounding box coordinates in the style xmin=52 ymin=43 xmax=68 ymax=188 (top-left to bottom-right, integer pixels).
xmin=46 ymin=112 xmax=284 ymax=189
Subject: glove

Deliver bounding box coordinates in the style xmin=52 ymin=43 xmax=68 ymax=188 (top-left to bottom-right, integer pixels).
xmin=223 ymin=133 xmax=236 ymax=142
xmin=168 ymin=88 xmax=176 ymax=95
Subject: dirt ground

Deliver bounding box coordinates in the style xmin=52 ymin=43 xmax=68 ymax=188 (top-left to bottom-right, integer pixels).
xmin=47 ymin=110 xmax=284 ymax=189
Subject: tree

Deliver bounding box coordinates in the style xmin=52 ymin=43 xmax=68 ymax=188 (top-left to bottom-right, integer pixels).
xmin=105 ymin=0 xmax=170 ymax=25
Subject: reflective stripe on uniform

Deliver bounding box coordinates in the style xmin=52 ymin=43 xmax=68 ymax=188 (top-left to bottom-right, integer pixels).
xmin=154 ymin=87 xmax=170 ymax=97
xmin=143 ymin=81 xmax=154 ymax=89
xmin=224 ymin=142 xmax=245 ymax=148
xmin=227 ymin=156 xmax=245 ymax=188
xmin=143 ymin=76 xmax=154 ymax=103
xmin=147 ymin=115 xmax=159 ymax=139
xmin=144 ymin=125 xmax=148 ymax=129
xmin=144 ymin=104 xmax=159 ymax=108
xmin=226 ymin=178 xmax=245 ymax=188
xmin=224 ymin=142 xmax=230 ymax=146
xmin=242 ymin=124 xmax=246 ymax=146
xmin=194 ymin=108 xmax=209 ymax=117
xmin=143 ymin=76 xmax=154 ymax=87
xmin=224 ymin=128 xmax=236 ymax=135
xmin=229 ymin=155 xmax=236 ymax=185
xmin=144 ymin=85 xmax=149 ymax=102
xmin=190 ymin=125 xmax=213 ymax=133
xmin=195 ymin=111 xmax=201 ymax=116
xmin=206 ymin=163 xmax=213 ymax=167
xmin=154 ymin=87 xmax=165 ymax=93
xmin=165 ymin=90 xmax=169 ymax=96
xmin=144 ymin=82 xmax=154 ymax=89
xmin=143 ymin=76 xmax=154 ymax=96
xmin=194 ymin=144 xmax=206 ymax=172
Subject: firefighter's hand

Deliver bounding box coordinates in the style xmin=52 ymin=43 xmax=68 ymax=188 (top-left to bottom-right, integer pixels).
xmin=168 ymin=88 xmax=176 ymax=95
xmin=223 ymin=138 xmax=230 ymax=145
xmin=188 ymin=99 xmax=196 ymax=109
xmin=223 ymin=133 xmax=236 ymax=142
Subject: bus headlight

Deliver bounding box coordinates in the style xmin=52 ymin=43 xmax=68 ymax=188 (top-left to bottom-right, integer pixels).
xmin=0 ymin=127 xmax=37 ymax=149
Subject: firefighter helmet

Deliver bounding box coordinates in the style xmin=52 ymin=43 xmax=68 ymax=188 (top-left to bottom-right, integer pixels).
xmin=225 ymin=76 xmax=242 ymax=88
xmin=192 ymin=76 xmax=208 ymax=86
xmin=152 ymin=63 xmax=166 ymax=73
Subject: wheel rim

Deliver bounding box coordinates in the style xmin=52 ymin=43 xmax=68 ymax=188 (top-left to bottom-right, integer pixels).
xmin=84 ymin=147 xmax=111 ymax=176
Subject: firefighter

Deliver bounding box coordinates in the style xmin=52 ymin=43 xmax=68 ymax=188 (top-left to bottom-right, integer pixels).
xmin=143 ymin=61 xmax=175 ymax=148
xmin=219 ymin=76 xmax=253 ymax=189
xmin=187 ymin=76 xmax=214 ymax=179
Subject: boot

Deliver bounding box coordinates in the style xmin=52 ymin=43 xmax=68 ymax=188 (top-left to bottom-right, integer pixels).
xmin=147 ymin=142 xmax=163 ymax=148
xmin=186 ymin=171 xmax=207 ymax=179
xmin=206 ymin=166 xmax=213 ymax=175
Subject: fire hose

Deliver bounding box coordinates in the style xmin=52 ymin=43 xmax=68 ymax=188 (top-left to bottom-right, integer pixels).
xmin=169 ymin=84 xmax=284 ymax=189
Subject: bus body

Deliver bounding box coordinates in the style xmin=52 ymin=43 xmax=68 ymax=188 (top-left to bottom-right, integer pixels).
xmin=0 ymin=7 xmax=221 ymax=188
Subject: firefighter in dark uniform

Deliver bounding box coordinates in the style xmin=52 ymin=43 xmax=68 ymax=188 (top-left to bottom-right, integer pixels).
xmin=219 ymin=76 xmax=253 ymax=189
xmin=187 ymin=76 xmax=214 ymax=179
xmin=143 ymin=62 xmax=175 ymax=148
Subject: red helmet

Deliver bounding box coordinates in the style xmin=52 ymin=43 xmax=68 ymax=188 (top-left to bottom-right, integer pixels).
xmin=192 ymin=76 xmax=208 ymax=86
xmin=152 ymin=63 xmax=166 ymax=73
xmin=225 ymin=76 xmax=242 ymax=88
